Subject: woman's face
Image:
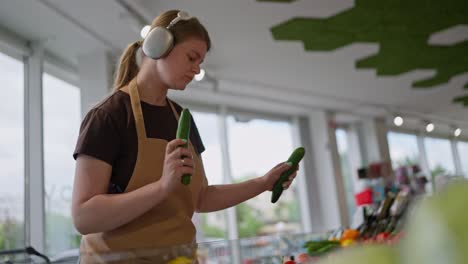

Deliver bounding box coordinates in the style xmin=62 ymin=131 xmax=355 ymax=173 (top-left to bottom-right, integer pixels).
xmin=156 ymin=38 xmax=207 ymax=90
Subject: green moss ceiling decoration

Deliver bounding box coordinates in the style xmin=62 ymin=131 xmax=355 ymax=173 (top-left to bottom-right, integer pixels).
xmin=270 ymin=0 xmax=468 ymax=106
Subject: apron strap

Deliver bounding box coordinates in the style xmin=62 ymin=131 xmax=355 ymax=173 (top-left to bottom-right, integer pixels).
xmin=128 ymin=78 xmax=147 ymax=140
xmin=168 ymin=99 xmax=180 ymax=121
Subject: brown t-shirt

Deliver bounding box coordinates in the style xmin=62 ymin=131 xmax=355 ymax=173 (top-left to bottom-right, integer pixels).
xmin=73 ymin=90 xmax=205 ymax=194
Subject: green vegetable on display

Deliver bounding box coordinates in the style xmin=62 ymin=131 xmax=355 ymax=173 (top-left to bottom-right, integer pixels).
xmin=176 ymin=109 xmax=191 ymax=185
xmin=271 ymin=147 xmax=305 ymax=203
xmin=304 ymin=240 xmax=341 ymax=256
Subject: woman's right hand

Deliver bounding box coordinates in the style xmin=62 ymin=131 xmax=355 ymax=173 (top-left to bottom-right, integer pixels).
xmin=160 ymin=139 xmax=195 ymax=196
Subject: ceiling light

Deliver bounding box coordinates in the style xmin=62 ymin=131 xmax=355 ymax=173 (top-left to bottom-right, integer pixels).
xmin=140 ymin=25 xmax=151 ymax=38
xmin=393 ymin=115 xmax=404 ymax=126
xmin=426 ymin=122 xmax=434 ymax=133
xmin=195 ymin=69 xmax=205 ymax=81
xmin=454 ymin=128 xmax=462 ymax=137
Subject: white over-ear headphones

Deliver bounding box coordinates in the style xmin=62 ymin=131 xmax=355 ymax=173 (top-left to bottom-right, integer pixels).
xmin=141 ymin=11 xmax=193 ymax=60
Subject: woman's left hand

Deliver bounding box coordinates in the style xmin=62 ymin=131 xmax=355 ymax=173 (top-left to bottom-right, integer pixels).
xmin=261 ymin=162 xmax=299 ymax=192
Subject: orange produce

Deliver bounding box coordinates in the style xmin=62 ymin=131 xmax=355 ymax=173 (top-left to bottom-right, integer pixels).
xmin=341 ymin=229 xmax=360 ymax=241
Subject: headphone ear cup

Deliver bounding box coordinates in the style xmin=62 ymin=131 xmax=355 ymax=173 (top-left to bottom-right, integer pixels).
xmin=142 ymin=27 xmax=174 ymax=59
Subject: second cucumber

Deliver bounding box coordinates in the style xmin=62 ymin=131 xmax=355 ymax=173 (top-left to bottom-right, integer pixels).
xmin=271 ymin=147 xmax=305 ymax=203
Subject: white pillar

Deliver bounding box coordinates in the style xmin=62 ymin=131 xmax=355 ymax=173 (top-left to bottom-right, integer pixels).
xmin=451 ymin=140 xmax=463 ymax=177
xmin=219 ymin=106 xmax=241 ymax=264
xmin=375 ymin=118 xmax=391 ymax=167
xmin=346 ymin=124 xmax=364 ymax=191
xmin=304 ymin=111 xmax=347 ymax=231
xmin=78 ymin=49 xmax=113 ymax=117
xmin=416 ymin=134 xmax=432 ymax=192
xmin=358 ymin=118 xmax=391 ymax=166
xmin=24 ymin=42 xmax=45 ymax=252
xmin=292 ymin=117 xmax=312 ymax=233
xmin=357 ymin=117 xmax=393 ymax=188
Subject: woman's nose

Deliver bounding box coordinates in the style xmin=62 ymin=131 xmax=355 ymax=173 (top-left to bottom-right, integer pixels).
xmin=192 ymin=64 xmax=200 ymax=74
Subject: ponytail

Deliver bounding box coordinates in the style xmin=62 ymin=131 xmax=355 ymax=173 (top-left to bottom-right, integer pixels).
xmin=112 ymin=40 xmax=142 ymax=92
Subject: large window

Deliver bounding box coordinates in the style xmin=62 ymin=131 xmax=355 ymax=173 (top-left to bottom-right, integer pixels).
xmin=458 ymin=141 xmax=468 ymax=178
xmin=227 ymin=115 xmax=301 ymax=238
xmin=0 ymin=52 xmax=25 ymax=250
xmin=387 ymin=132 xmax=420 ymax=168
xmin=43 ymin=73 xmax=81 ymax=255
xmin=424 ymin=137 xmax=456 ymax=177
xmin=335 ymin=129 xmax=355 ymax=225
xmin=192 ymin=111 xmax=227 ymax=241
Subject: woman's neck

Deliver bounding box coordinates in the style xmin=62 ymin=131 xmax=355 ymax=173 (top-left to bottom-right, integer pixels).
xmin=135 ymin=69 xmax=168 ymax=106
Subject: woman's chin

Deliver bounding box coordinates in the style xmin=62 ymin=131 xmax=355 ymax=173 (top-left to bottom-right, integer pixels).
xmin=171 ymin=83 xmax=188 ymax=91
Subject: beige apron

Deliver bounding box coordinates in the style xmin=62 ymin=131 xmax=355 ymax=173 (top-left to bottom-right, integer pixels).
xmin=79 ymin=78 xmax=207 ymax=263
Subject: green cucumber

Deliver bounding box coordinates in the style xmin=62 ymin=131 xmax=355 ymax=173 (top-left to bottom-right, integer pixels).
xmin=271 ymin=147 xmax=305 ymax=203
xmin=176 ymin=108 xmax=192 ymax=185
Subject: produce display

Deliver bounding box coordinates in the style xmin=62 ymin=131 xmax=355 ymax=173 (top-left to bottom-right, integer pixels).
xmin=297 ymin=180 xmax=468 ymax=264
xmin=176 ymin=108 xmax=192 ymax=185
xmin=303 ymin=186 xmax=409 ymax=257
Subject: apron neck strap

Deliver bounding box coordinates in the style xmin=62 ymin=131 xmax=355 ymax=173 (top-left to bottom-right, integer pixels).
xmin=168 ymin=99 xmax=179 ymax=121
xmin=128 ymin=78 xmax=147 ymax=140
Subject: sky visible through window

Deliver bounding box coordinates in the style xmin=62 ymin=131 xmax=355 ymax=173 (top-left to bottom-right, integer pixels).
xmin=0 ymin=52 xmax=24 ymax=226
xmin=424 ymin=137 xmax=455 ymax=175
xmin=457 ymin=141 xmax=468 ymax=178
xmin=387 ymin=132 xmax=420 ymax=167
xmin=43 ymin=72 xmax=81 ymax=255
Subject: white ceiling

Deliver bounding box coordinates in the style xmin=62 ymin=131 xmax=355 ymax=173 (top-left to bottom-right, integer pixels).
xmin=0 ymin=0 xmax=467 ymax=126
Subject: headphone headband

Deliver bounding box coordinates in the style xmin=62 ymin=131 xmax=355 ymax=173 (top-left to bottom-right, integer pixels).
xmin=167 ymin=11 xmax=193 ymax=29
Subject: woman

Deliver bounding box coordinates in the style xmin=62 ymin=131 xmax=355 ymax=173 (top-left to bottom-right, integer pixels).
xmin=72 ymin=10 xmax=298 ymax=263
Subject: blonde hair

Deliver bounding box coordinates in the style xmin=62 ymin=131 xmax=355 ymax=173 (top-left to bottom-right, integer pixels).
xmin=113 ymin=10 xmax=211 ymax=91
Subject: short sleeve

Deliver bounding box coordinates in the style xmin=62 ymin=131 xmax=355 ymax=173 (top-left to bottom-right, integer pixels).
xmin=73 ymin=108 xmax=120 ymax=166
xmin=190 ymin=116 xmax=206 ymax=155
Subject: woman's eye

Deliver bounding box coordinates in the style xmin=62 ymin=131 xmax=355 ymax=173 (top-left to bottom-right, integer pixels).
xmin=187 ymin=55 xmax=195 ymax=62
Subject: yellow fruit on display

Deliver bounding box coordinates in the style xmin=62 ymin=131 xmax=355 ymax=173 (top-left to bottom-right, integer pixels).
xmin=167 ymin=256 xmax=193 ymax=264
xmin=340 ymin=238 xmax=355 ymax=247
